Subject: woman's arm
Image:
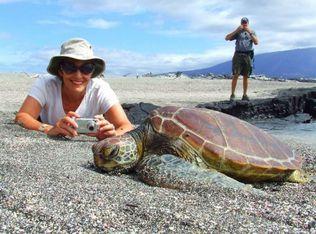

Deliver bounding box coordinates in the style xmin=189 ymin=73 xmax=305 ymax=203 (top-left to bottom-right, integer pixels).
xmin=15 ymin=95 xmax=79 ymax=137
xmin=15 ymin=96 xmax=52 ymax=133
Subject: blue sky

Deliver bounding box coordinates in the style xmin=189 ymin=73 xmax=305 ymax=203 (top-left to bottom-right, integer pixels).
xmin=1 ymin=0 xmax=316 ymax=75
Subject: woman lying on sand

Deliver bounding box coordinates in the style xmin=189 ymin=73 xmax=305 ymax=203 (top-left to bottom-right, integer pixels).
xmin=15 ymin=38 xmax=133 ymax=139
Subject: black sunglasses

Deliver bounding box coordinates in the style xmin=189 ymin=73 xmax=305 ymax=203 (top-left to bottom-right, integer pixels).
xmin=60 ymin=61 xmax=95 ymax=75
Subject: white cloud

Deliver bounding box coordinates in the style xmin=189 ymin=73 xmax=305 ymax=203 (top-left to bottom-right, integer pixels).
xmin=96 ymin=45 xmax=234 ymax=75
xmin=3 ymin=0 xmax=316 ymax=74
xmin=86 ymin=18 xmax=118 ymax=29
xmin=0 ymin=46 xmax=57 ymax=72
xmin=152 ymin=29 xmax=192 ymax=37
xmin=37 ymin=18 xmax=118 ymax=30
xmin=59 ymin=0 xmax=316 ymax=53
xmin=58 ymin=0 xmax=144 ymax=15
xmin=0 ymin=43 xmax=234 ymax=75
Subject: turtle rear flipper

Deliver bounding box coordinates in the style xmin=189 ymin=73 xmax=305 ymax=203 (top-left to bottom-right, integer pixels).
xmin=287 ymin=170 xmax=311 ymax=183
xmin=136 ymin=154 xmax=264 ymax=195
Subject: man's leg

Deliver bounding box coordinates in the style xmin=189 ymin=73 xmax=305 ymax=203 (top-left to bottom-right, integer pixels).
xmin=241 ymin=54 xmax=252 ymax=101
xmin=242 ymin=75 xmax=248 ymax=96
xmin=230 ymin=53 xmax=240 ymax=101
xmin=231 ymin=74 xmax=239 ymax=96
xmin=242 ymin=75 xmax=250 ymax=101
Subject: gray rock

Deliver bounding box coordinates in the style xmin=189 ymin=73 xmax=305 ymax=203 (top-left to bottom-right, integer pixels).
xmin=284 ymin=113 xmax=312 ymax=123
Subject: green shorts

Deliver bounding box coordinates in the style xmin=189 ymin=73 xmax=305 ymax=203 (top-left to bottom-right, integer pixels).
xmin=232 ymin=52 xmax=253 ymax=76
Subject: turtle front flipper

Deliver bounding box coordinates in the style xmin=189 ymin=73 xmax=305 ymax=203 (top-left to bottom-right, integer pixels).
xmin=136 ymin=154 xmax=264 ymax=195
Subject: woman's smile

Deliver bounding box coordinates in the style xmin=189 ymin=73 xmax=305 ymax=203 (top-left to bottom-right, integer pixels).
xmin=70 ymin=79 xmax=85 ymax=85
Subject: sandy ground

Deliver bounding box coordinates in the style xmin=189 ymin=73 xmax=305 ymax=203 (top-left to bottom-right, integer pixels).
xmin=0 ymin=73 xmax=315 ymax=233
xmin=1 ymin=73 xmax=315 ymax=111
xmin=109 ymin=76 xmax=316 ymax=107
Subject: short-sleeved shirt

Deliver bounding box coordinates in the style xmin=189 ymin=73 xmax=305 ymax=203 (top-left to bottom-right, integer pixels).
xmin=28 ymin=76 xmax=119 ymax=125
xmin=233 ymin=30 xmax=256 ymax=52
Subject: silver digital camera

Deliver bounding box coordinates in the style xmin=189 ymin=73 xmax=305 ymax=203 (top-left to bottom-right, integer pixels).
xmin=75 ymin=118 xmax=99 ymax=134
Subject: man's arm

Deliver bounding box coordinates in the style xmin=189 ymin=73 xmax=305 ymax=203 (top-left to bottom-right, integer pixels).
xmin=225 ymin=26 xmax=242 ymax=41
xmin=250 ymin=33 xmax=258 ymax=45
xmin=243 ymin=26 xmax=259 ymax=45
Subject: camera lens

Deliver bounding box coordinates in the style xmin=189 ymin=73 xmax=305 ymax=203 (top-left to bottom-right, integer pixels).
xmin=87 ymin=121 xmax=96 ymax=131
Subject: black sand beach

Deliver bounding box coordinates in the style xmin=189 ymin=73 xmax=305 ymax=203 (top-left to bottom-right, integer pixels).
xmin=0 ymin=73 xmax=315 ymax=232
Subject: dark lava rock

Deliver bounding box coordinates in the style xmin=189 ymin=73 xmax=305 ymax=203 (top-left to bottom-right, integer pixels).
xmin=305 ymin=98 xmax=316 ymax=117
xmin=197 ymin=88 xmax=316 ymax=120
xmin=123 ymin=88 xmax=316 ymax=125
xmin=122 ymin=102 xmax=159 ymax=125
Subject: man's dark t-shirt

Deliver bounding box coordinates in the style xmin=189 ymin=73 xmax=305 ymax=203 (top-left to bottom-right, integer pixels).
xmin=232 ymin=30 xmax=256 ymax=52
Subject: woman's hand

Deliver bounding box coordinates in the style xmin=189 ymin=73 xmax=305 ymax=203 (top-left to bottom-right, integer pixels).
xmin=46 ymin=111 xmax=80 ymax=138
xmin=87 ymin=115 xmax=116 ymax=140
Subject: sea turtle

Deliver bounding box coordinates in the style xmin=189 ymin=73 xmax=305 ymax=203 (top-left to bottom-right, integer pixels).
xmin=92 ymin=106 xmax=308 ymax=192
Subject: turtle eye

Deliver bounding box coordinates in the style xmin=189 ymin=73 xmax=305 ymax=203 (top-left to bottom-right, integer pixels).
xmin=108 ymin=146 xmax=120 ymax=159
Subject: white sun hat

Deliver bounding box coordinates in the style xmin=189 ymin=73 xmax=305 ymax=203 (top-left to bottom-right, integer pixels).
xmin=47 ymin=38 xmax=105 ymax=78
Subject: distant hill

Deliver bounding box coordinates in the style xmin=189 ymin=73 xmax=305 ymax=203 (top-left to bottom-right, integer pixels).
xmin=183 ymin=47 xmax=316 ymax=79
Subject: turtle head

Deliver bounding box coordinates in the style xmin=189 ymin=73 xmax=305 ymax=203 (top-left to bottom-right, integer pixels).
xmin=92 ymin=134 xmax=140 ymax=173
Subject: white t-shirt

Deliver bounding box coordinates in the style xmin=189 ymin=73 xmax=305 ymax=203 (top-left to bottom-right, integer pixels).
xmin=28 ymin=75 xmax=119 ymax=125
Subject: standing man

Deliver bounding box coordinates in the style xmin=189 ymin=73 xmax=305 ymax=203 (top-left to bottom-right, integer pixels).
xmin=225 ymin=17 xmax=258 ymax=101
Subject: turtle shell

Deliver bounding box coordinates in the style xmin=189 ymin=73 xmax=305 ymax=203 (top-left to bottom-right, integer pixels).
xmin=149 ymin=106 xmax=302 ymax=182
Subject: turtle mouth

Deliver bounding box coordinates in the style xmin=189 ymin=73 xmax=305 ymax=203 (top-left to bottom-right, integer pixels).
xmin=94 ymin=153 xmax=118 ymax=172
xmin=92 ymin=142 xmax=103 ymax=156
xmin=92 ymin=143 xmax=112 ymax=169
